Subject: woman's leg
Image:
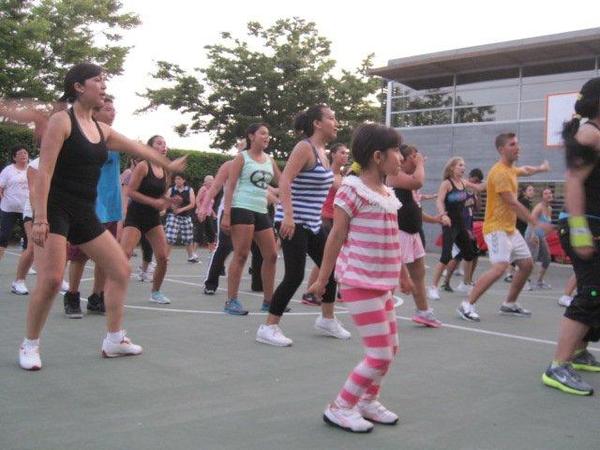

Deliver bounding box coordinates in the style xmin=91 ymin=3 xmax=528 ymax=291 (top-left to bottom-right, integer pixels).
xmin=253 ymin=227 xmax=278 ymax=303
xmin=144 ymin=225 xmax=170 ymax=293
xmin=228 ymin=223 xmax=254 ymax=300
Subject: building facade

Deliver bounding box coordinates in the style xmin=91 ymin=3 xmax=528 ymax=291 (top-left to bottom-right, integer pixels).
xmin=371 ymin=28 xmax=600 ymax=249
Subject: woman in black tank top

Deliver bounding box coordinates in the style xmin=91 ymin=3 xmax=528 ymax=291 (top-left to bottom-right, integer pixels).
xmin=20 ymin=63 xmax=186 ymax=371
xmin=120 ymin=135 xmax=181 ymax=305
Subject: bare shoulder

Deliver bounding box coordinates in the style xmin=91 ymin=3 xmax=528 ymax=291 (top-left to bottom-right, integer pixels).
xmin=576 ymin=123 xmax=600 ymax=150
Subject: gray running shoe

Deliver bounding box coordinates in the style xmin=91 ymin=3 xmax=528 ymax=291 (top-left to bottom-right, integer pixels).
xmin=499 ymin=302 xmax=531 ymax=317
xmin=542 ymin=363 xmax=594 ymax=396
xmin=572 ymin=350 xmax=600 ymax=372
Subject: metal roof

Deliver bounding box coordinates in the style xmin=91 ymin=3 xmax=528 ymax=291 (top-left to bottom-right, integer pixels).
xmin=370 ymin=28 xmax=600 ymax=85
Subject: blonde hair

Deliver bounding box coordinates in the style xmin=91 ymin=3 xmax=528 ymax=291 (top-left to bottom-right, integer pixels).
xmin=442 ymin=157 xmax=464 ymax=180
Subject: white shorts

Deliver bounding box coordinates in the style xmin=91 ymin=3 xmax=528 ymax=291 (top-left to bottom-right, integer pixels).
xmin=398 ymin=230 xmax=426 ymax=264
xmin=484 ymin=230 xmax=531 ymax=264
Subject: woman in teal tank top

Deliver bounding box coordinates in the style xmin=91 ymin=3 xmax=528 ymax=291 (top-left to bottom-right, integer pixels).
xmin=221 ymin=123 xmax=281 ymax=315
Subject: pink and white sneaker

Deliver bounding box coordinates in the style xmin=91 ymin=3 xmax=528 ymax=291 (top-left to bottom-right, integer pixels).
xmin=357 ymin=400 xmax=399 ymax=425
xmin=323 ymin=404 xmax=374 ymax=433
xmin=19 ymin=343 xmax=42 ymax=371
xmin=411 ymin=309 xmax=442 ymax=328
xmin=101 ymin=333 xmax=143 ymax=358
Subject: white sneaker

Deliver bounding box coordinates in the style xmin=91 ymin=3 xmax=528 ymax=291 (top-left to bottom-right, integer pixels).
xmin=456 ymin=281 xmax=473 ymax=294
xmin=28 ymin=267 xmax=36 ymax=275
xmin=101 ymin=333 xmax=143 ymax=358
xmin=357 ymin=400 xmax=399 ymax=425
xmin=457 ymin=301 xmax=480 ymax=321
xmin=60 ymin=280 xmax=69 ymax=294
xmin=19 ymin=343 xmax=42 ymax=370
xmin=147 ymin=262 xmax=156 ymax=274
xmin=558 ymin=295 xmax=573 ymax=307
xmin=256 ymin=324 xmax=293 ymax=347
xmin=314 ymin=315 xmax=351 ymax=339
xmin=427 ymin=286 xmax=440 ymax=300
xmin=137 ymin=270 xmax=153 ymax=282
xmin=323 ymin=404 xmax=374 ymax=433
xmin=524 ymin=281 xmax=532 ymax=291
xmin=11 ymin=280 xmax=29 ymax=295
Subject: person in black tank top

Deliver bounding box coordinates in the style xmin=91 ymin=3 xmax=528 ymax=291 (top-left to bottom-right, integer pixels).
xmin=427 ymin=157 xmax=484 ymax=301
xmin=388 ymin=144 xmax=444 ymax=328
xmin=165 ymin=173 xmax=197 ymax=262
xmin=20 ymin=63 xmax=187 ymax=371
xmin=543 ymin=77 xmax=600 ymax=396
xmin=121 ymin=135 xmax=181 ymax=306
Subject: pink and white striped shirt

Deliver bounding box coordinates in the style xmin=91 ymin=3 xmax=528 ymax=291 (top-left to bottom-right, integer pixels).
xmin=334 ymin=176 xmax=402 ymax=291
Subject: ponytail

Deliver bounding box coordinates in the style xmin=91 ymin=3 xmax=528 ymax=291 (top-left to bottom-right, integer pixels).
xmin=294 ymin=104 xmax=327 ymax=137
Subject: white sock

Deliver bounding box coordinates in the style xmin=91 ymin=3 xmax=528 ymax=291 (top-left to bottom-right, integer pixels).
xmin=107 ymin=330 xmax=125 ymax=343
xmin=23 ymin=338 xmax=40 ymax=348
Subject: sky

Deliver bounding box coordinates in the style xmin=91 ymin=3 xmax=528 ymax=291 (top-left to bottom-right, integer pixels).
xmin=109 ymin=0 xmax=599 ymax=152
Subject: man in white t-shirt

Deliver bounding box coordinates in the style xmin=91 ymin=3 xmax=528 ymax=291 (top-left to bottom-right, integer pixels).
xmin=0 ymin=145 xmax=29 ymax=262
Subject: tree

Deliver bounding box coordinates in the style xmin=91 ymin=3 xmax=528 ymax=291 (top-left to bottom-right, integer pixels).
xmin=0 ymin=0 xmax=140 ymax=101
xmin=139 ymin=18 xmax=381 ymax=158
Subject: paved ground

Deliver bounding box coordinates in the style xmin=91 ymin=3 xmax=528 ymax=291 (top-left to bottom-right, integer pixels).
xmin=0 ymin=246 xmax=598 ymax=450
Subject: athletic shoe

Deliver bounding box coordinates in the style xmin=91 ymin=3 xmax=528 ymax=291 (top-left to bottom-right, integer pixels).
xmin=149 ymin=291 xmax=171 ymax=304
xmin=457 ymin=301 xmax=480 ymax=322
xmin=187 ymin=254 xmax=200 ymax=263
xmin=27 ymin=267 xmax=36 ymax=275
xmin=456 ymin=281 xmax=474 ymax=293
xmin=11 ymin=280 xmax=29 ymax=295
xmin=256 ymin=324 xmax=293 ymax=346
xmin=137 ymin=270 xmax=153 ymax=282
xmin=524 ymin=280 xmax=532 ymax=291
xmin=203 ymin=287 xmax=216 ymax=295
xmin=499 ymin=302 xmax=531 ymax=317
xmin=558 ymin=295 xmax=573 ymax=307
xmin=87 ymin=292 xmax=105 ymax=314
xmin=260 ymin=302 xmax=290 ymax=313
xmin=19 ymin=342 xmax=41 ymax=370
xmin=60 ymin=280 xmax=70 ymax=294
xmin=535 ymin=281 xmax=552 ymax=290
xmin=427 ymin=286 xmax=440 ymax=301
xmin=301 ymin=292 xmax=321 ymax=306
xmin=441 ymin=281 xmax=454 ymax=293
xmin=63 ymin=291 xmax=83 ymax=319
xmin=412 ymin=309 xmax=442 ymax=328
xmin=224 ymin=298 xmax=248 ymax=316
xmin=314 ymin=315 xmax=351 ymax=339
xmin=323 ymin=404 xmax=373 ymax=433
xmin=542 ymin=363 xmax=593 ymax=396
xmin=503 ymin=274 xmax=513 ymax=283
xmin=101 ymin=333 xmax=143 ymax=358
xmin=357 ymin=400 xmax=399 ymax=425
xmin=572 ymin=350 xmax=600 ymax=372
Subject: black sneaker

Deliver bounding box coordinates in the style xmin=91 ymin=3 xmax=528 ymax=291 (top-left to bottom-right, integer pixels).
xmin=301 ymin=293 xmax=321 ymax=306
xmin=204 ymin=287 xmax=216 ymax=295
xmin=442 ymin=281 xmax=454 ymax=292
xmin=64 ymin=291 xmax=83 ymax=319
xmin=87 ymin=292 xmax=105 ymax=315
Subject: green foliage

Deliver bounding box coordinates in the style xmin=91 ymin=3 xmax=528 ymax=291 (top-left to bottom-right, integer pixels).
xmin=167 ymin=149 xmax=232 ymax=189
xmin=0 ymin=123 xmax=36 ymax=165
xmin=0 ymin=0 xmax=140 ymax=100
xmin=139 ymin=17 xmax=382 ymax=159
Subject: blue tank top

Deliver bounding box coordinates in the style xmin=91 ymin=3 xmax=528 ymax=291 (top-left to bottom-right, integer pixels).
xmin=274 ymin=140 xmax=333 ymax=233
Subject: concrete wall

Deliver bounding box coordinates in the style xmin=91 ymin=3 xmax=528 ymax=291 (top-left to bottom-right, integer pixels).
xmin=398 ymin=120 xmax=566 ymax=250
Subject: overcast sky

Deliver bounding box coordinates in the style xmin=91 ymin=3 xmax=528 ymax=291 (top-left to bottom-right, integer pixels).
xmin=109 ymin=0 xmax=599 ymax=152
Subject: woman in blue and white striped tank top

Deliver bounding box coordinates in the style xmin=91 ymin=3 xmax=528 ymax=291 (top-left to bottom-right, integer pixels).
xmin=256 ymin=105 xmax=351 ymax=347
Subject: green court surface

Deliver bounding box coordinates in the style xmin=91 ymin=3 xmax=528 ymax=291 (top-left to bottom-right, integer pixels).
xmin=1 ymin=247 xmax=598 ymax=450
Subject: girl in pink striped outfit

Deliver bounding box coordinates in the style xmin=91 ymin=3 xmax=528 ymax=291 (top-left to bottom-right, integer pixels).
xmin=309 ymin=123 xmax=405 ymax=433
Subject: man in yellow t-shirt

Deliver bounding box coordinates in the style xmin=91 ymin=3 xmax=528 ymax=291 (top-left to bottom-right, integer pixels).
xmin=457 ymin=132 xmax=552 ymax=321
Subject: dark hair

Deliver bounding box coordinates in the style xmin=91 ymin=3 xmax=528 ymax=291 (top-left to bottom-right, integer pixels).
xmin=562 ymin=77 xmax=600 ymax=168
xmin=147 ymin=135 xmax=163 ymax=147
xmin=328 ymin=142 xmax=347 ymax=163
xmin=245 ymin=123 xmax=270 ymax=149
xmin=495 ymin=132 xmax=516 ymax=150
xmin=59 ymin=63 xmax=103 ymax=103
xmin=173 ymin=173 xmax=186 ymax=180
xmin=350 ymin=123 xmax=401 ymax=173
xmin=399 ymin=144 xmax=417 ymax=159
xmin=294 ymin=104 xmax=328 ymax=137
xmin=10 ymin=144 xmax=28 ymax=160
xmin=469 ymin=168 xmax=483 ymax=182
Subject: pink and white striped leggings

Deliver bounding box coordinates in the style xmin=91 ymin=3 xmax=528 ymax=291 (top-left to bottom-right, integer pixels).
xmin=335 ymin=285 xmax=399 ymax=408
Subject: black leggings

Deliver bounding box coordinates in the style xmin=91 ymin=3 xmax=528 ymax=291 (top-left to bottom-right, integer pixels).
xmin=0 ymin=210 xmax=24 ymax=248
xmin=440 ymin=225 xmax=474 ymax=265
xmin=141 ymin=234 xmax=153 ymax=263
xmin=269 ymin=224 xmax=336 ymax=317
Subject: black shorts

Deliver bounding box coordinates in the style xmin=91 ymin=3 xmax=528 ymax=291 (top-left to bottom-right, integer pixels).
xmin=230 ymin=207 xmax=272 ymax=232
xmin=559 ymin=219 xmax=600 ymax=341
xmin=124 ymin=203 xmax=162 ymax=235
xmin=47 ymin=197 xmax=105 ymax=245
